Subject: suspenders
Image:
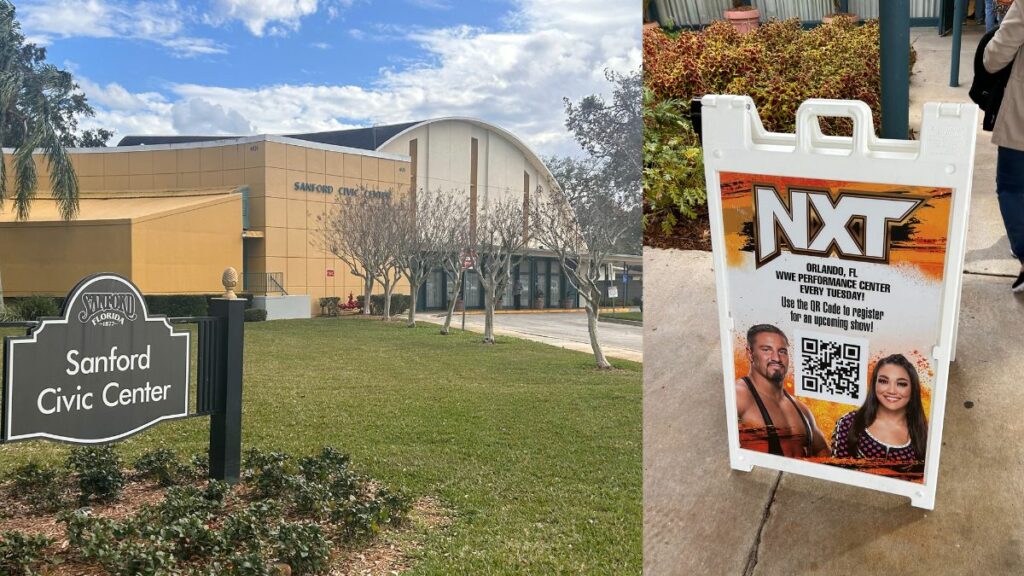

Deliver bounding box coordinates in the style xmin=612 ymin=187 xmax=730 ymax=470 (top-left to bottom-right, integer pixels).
xmin=742 ymin=377 xmax=813 ymax=456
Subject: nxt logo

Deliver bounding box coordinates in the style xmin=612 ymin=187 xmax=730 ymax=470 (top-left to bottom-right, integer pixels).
xmin=753 ymin=186 xmax=922 ymax=268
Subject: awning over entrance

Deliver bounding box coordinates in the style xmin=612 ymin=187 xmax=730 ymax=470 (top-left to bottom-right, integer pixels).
xmin=0 ymin=187 xmax=243 ymax=224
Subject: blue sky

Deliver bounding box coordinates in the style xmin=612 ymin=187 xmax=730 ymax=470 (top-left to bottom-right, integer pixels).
xmin=17 ymin=0 xmax=640 ymax=157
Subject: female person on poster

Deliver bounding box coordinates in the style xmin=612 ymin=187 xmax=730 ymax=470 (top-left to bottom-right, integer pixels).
xmin=830 ymin=354 xmax=928 ymax=462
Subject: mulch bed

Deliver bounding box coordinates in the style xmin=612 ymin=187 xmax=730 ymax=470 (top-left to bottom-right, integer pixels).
xmin=643 ymin=206 xmax=712 ymax=251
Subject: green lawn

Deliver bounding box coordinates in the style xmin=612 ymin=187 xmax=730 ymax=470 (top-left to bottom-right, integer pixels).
xmin=0 ymin=318 xmax=641 ymax=575
xmin=601 ymin=311 xmax=642 ymax=323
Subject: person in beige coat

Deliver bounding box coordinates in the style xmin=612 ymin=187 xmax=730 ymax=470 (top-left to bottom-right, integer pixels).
xmin=984 ymin=0 xmax=1024 ymax=292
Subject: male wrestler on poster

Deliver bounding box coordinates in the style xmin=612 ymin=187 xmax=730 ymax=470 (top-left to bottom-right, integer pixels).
xmin=736 ymin=324 xmax=829 ymax=458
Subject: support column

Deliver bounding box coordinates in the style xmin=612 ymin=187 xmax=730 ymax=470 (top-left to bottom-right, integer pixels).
xmin=880 ymin=0 xmax=911 ymax=138
xmin=950 ymin=0 xmax=966 ymax=86
xmin=209 ymin=298 xmax=245 ymax=484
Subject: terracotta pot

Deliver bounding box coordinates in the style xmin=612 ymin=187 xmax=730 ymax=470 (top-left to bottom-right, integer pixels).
xmin=724 ymin=7 xmax=760 ymax=34
xmin=822 ymin=12 xmax=859 ymax=24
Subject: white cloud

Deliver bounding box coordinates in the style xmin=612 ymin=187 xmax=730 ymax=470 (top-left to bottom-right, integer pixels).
xmin=79 ymin=0 xmax=639 ymax=156
xmin=19 ymin=0 xmax=227 ymax=57
xmin=171 ymin=98 xmax=257 ymax=135
xmin=205 ymin=0 xmax=320 ymax=37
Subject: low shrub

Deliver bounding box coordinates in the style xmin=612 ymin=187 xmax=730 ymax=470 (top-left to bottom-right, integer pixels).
xmin=26 ymin=446 xmax=410 ymax=575
xmin=0 ymin=304 xmax=24 ymax=322
xmin=273 ymin=521 xmax=331 ymax=576
xmin=643 ymin=18 xmax=917 ymax=229
xmin=67 ymin=446 xmax=125 ymax=504
xmin=14 ymin=296 xmax=59 ymax=321
xmin=13 ymin=462 xmax=66 ymax=512
xmin=144 ymin=294 xmax=209 ymax=317
xmin=244 ymin=449 xmax=295 ymax=499
xmin=134 ymin=448 xmax=189 ymax=487
xmin=0 ymin=530 xmax=54 ymax=575
xmin=357 ymin=294 xmax=411 ymax=316
xmin=643 ymin=87 xmax=705 ymax=231
xmin=244 ymin=308 xmax=268 ymax=322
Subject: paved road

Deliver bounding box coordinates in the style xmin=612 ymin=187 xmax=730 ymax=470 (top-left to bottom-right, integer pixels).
xmin=415 ymin=311 xmax=642 ymax=362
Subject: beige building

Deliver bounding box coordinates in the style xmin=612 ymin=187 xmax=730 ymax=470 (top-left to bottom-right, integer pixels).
xmin=1 ymin=118 xmax=641 ymax=315
xmin=1 ymin=135 xmax=409 ymax=314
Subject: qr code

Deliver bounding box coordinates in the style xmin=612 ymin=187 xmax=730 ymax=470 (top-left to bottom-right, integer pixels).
xmin=793 ymin=330 xmax=868 ymax=406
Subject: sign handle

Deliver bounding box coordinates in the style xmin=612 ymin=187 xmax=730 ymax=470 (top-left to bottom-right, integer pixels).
xmin=795 ymin=99 xmax=874 ymax=157
xmin=208 ymin=298 xmax=245 ymax=484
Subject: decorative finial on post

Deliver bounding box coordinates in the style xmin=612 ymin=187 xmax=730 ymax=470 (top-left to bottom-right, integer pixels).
xmin=222 ymin=267 xmax=238 ymax=300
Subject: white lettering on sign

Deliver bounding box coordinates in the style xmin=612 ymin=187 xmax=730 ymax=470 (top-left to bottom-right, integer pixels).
xmin=66 ymin=346 xmax=151 ymax=375
xmin=37 ymin=386 xmax=95 ymax=415
xmin=754 ymin=186 xmax=922 ymax=268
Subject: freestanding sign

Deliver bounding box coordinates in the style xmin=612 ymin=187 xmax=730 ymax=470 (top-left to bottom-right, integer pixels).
xmin=3 ymin=274 xmax=190 ymax=444
xmin=701 ymin=97 xmax=977 ymax=509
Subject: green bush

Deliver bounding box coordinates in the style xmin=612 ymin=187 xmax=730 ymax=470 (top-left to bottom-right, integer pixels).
xmin=67 ymin=446 xmax=125 ymax=504
xmin=0 ymin=303 xmax=24 ymax=322
xmin=643 ymin=87 xmax=706 ymax=231
xmin=14 ymin=296 xmax=59 ymax=321
xmin=144 ymin=295 xmax=208 ymax=317
xmin=244 ymin=308 xmax=268 ymax=322
xmin=643 ymin=18 xmax=916 ymax=229
xmin=244 ymin=449 xmax=295 ymax=499
xmin=273 ymin=522 xmax=331 ymax=575
xmin=356 ymin=294 xmax=411 ymax=316
xmin=0 ymin=530 xmax=54 ymax=575
xmin=134 ymin=448 xmax=189 ymax=487
xmin=13 ymin=462 xmax=66 ymax=512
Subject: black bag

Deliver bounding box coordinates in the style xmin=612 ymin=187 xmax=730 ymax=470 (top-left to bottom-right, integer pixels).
xmin=970 ymin=28 xmax=1015 ymax=131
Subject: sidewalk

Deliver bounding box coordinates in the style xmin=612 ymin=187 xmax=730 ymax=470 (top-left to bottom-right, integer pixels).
xmin=415 ymin=311 xmax=643 ymax=362
xmin=644 ymin=27 xmax=1024 ymax=575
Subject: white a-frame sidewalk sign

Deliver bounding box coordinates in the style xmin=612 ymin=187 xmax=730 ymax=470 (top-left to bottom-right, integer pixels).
xmin=702 ymin=96 xmax=976 ymax=509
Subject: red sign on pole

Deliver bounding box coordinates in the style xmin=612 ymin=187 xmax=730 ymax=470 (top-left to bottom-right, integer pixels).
xmin=460 ymin=250 xmax=476 ymax=270
xmin=326 ymin=269 xmax=335 ymax=277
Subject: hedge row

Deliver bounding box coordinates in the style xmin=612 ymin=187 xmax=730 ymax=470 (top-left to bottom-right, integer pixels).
xmin=1 ymin=294 xmax=255 ymax=321
xmin=644 ymin=18 xmax=905 ymax=135
xmin=643 ymin=18 xmax=915 ymax=228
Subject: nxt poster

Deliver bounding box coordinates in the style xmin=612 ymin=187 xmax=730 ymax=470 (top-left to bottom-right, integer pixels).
xmin=720 ymin=171 xmax=953 ymax=483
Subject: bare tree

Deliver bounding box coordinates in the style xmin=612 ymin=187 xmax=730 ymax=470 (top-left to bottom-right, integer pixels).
xmin=472 ymin=195 xmax=529 ymax=344
xmin=372 ymin=198 xmax=406 ymax=321
xmin=395 ymin=188 xmax=468 ymax=328
xmin=437 ymin=201 xmax=470 ymax=334
xmin=315 ymin=189 xmax=387 ymax=316
xmin=532 ymin=158 xmax=636 ymax=369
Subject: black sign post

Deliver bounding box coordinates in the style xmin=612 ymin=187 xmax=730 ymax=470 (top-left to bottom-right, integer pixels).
xmin=1 ymin=273 xmax=245 ymax=484
xmin=208 ymin=298 xmax=244 ymax=483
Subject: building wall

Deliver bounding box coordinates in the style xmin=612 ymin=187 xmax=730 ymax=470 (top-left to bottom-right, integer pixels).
xmin=0 ymin=220 xmax=133 ymax=296
xmin=247 ymin=140 xmax=411 ymax=313
xmin=379 ymin=119 xmax=553 ymax=211
xmin=131 ymin=196 xmax=243 ymax=294
xmin=3 ymin=137 xmax=412 ymax=314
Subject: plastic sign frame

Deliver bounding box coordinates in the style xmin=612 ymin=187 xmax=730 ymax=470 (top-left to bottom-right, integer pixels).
xmin=701 ymin=96 xmax=977 ymax=510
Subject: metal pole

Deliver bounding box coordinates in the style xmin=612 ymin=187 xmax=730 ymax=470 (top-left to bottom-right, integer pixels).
xmin=880 ymin=0 xmax=911 ymax=138
xmin=461 ymin=272 xmax=466 ymax=332
xmin=208 ymin=298 xmax=245 ymax=484
xmin=950 ymin=0 xmax=965 ymax=86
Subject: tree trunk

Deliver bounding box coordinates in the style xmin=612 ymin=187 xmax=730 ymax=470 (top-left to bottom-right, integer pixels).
xmin=382 ymin=280 xmax=393 ymax=321
xmin=362 ymin=276 xmax=373 ymax=315
xmin=441 ymin=269 xmax=461 ymax=335
xmin=407 ymin=279 xmax=418 ymax=327
xmin=482 ymin=284 xmax=496 ymax=344
xmin=585 ymin=298 xmax=612 ymax=369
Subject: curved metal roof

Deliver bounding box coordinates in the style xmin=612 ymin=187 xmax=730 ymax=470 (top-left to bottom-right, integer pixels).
xmin=375 ymin=117 xmax=561 ymax=193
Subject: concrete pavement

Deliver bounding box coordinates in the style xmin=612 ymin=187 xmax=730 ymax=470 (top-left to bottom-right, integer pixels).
xmin=414 ymin=311 xmax=643 ymax=363
xmin=644 ymin=27 xmax=1024 ymax=575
